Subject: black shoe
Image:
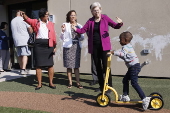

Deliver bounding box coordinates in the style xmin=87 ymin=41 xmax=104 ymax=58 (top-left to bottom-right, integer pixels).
xmin=49 ymin=85 xmax=56 ymax=89
xmin=35 ymin=86 xmax=42 ymax=90
xmin=3 ymin=69 xmax=11 ymax=72
xmin=94 ymin=88 xmax=101 ymax=92
xmin=90 ymin=80 xmax=98 ymax=86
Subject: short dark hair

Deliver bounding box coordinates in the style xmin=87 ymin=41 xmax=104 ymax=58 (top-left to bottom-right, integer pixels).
xmin=119 ymin=31 xmax=133 ymax=42
xmin=0 ymin=22 xmax=8 ymax=29
xmin=66 ymin=10 xmax=77 ymax=23
xmin=39 ymin=8 xmax=48 ymax=18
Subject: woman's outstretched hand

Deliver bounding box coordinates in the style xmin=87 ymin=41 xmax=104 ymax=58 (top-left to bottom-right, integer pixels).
xmin=20 ymin=10 xmax=28 ymax=20
xmin=116 ymin=17 xmax=123 ymax=24
xmin=61 ymin=24 xmax=66 ymax=32
xmin=20 ymin=11 xmax=25 ymax=17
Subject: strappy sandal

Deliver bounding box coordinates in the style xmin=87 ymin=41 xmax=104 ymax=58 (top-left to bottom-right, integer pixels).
xmin=67 ymin=84 xmax=72 ymax=88
xmin=77 ymin=84 xmax=83 ymax=89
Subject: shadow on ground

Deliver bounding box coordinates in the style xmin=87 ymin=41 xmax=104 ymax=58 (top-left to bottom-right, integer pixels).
xmin=4 ymin=72 xmax=95 ymax=90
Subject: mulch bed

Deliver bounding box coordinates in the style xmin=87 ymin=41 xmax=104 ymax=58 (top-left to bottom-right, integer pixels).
xmin=0 ymin=92 xmax=169 ymax=113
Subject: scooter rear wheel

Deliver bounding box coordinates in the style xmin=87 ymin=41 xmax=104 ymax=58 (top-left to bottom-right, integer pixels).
xmin=149 ymin=96 xmax=164 ymax=110
xmin=149 ymin=92 xmax=163 ymax=99
xmin=96 ymin=93 xmax=111 ymax=107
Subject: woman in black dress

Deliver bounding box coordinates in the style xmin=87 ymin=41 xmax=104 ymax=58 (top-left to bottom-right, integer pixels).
xmin=22 ymin=9 xmax=57 ymax=90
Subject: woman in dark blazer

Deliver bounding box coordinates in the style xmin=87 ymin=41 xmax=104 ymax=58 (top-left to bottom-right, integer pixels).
xmin=72 ymin=2 xmax=123 ymax=93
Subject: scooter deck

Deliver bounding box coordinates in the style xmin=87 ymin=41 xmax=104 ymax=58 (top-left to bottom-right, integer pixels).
xmin=116 ymin=99 xmax=143 ymax=104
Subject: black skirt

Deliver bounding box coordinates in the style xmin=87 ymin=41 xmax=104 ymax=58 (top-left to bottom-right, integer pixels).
xmin=34 ymin=39 xmax=54 ymax=67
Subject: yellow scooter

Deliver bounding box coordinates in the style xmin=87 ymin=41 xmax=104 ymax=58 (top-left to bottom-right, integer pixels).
xmin=96 ymin=54 xmax=164 ymax=110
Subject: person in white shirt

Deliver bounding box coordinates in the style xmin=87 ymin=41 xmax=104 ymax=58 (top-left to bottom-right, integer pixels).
xmin=22 ymin=8 xmax=57 ymax=90
xmin=11 ymin=10 xmax=32 ymax=75
xmin=60 ymin=10 xmax=84 ymax=89
xmin=108 ymin=31 xmax=150 ymax=110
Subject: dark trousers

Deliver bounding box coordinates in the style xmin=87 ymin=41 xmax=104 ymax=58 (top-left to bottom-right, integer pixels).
xmin=123 ymin=63 xmax=145 ymax=99
xmin=91 ymin=55 xmax=98 ymax=81
xmin=92 ymin=43 xmax=112 ymax=91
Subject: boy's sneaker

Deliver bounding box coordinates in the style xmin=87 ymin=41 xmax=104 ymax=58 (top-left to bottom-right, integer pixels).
xmin=142 ymin=97 xmax=151 ymax=110
xmin=120 ymin=95 xmax=130 ymax=102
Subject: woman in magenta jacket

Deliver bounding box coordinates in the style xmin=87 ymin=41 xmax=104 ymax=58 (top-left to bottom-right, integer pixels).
xmin=72 ymin=2 xmax=123 ymax=93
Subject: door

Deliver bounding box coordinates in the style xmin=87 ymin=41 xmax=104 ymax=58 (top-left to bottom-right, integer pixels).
xmin=8 ymin=0 xmax=47 ymax=69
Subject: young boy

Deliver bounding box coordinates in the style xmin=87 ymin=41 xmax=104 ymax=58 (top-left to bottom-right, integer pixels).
xmin=109 ymin=31 xmax=150 ymax=110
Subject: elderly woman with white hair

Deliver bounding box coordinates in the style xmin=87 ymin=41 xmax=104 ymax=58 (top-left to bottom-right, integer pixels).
xmin=72 ymin=2 xmax=123 ymax=93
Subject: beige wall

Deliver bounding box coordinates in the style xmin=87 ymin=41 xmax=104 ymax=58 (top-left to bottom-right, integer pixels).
xmin=48 ymin=0 xmax=170 ymax=78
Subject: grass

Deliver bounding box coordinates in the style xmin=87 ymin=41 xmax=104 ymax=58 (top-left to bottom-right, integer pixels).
xmin=0 ymin=72 xmax=169 ymax=112
xmin=0 ymin=106 xmax=50 ymax=113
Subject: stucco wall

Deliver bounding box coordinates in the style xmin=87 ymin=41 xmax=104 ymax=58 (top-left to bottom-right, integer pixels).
xmin=2 ymin=0 xmax=169 ymax=77
xmin=48 ymin=0 xmax=170 ymax=77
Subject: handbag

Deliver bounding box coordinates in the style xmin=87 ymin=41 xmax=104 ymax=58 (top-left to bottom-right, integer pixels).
xmin=27 ymin=20 xmax=39 ymax=47
xmin=28 ymin=32 xmax=36 ymax=47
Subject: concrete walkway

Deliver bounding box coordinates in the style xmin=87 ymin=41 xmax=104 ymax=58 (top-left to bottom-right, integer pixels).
xmin=0 ymin=69 xmax=36 ymax=82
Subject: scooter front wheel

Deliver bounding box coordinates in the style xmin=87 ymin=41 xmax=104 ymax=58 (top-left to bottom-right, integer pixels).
xmin=149 ymin=96 xmax=164 ymax=110
xmin=96 ymin=93 xmax=111 ymax=107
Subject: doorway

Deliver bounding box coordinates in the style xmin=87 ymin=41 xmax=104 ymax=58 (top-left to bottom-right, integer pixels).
xmin=8 ymin=0 xmax=47 ymax=69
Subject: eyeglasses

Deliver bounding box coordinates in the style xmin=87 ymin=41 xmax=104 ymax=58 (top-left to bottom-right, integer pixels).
xmin=92 ymin=10 xmax=100 ymax=12
xmin=70 ymin=15 xmax=76 ymax=17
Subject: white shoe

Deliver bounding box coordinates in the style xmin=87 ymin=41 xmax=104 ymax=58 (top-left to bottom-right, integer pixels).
xmin=142 ymin=97 xmax=151 ymax=110
xmin=20 ymin=70 xmax=28 ymax=75
xmin=120 ymin=95 xmax=130 ymax=102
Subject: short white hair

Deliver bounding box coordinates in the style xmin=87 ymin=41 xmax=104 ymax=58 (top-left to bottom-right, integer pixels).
xmin=90 ymin=2 xmax=101 ymax=10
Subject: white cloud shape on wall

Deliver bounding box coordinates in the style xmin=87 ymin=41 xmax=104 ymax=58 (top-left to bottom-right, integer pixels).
xmin=111 ymin=26 xmax=170 ymax=61
xmin=55 ymin=26 xmax=170 ymax=62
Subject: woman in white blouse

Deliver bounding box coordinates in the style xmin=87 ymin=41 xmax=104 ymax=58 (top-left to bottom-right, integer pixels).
xmin=22 ymin=8 xmax=57 ymax=90
xmin=60 ymin=10 xmax=84 ymax=88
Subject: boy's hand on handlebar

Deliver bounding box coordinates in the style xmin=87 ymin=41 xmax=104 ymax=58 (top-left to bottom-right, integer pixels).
xmin=107 ymin=51 xmax=114 ymax=55
xmin=107 ymin=52 xmax=112 ymax=54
